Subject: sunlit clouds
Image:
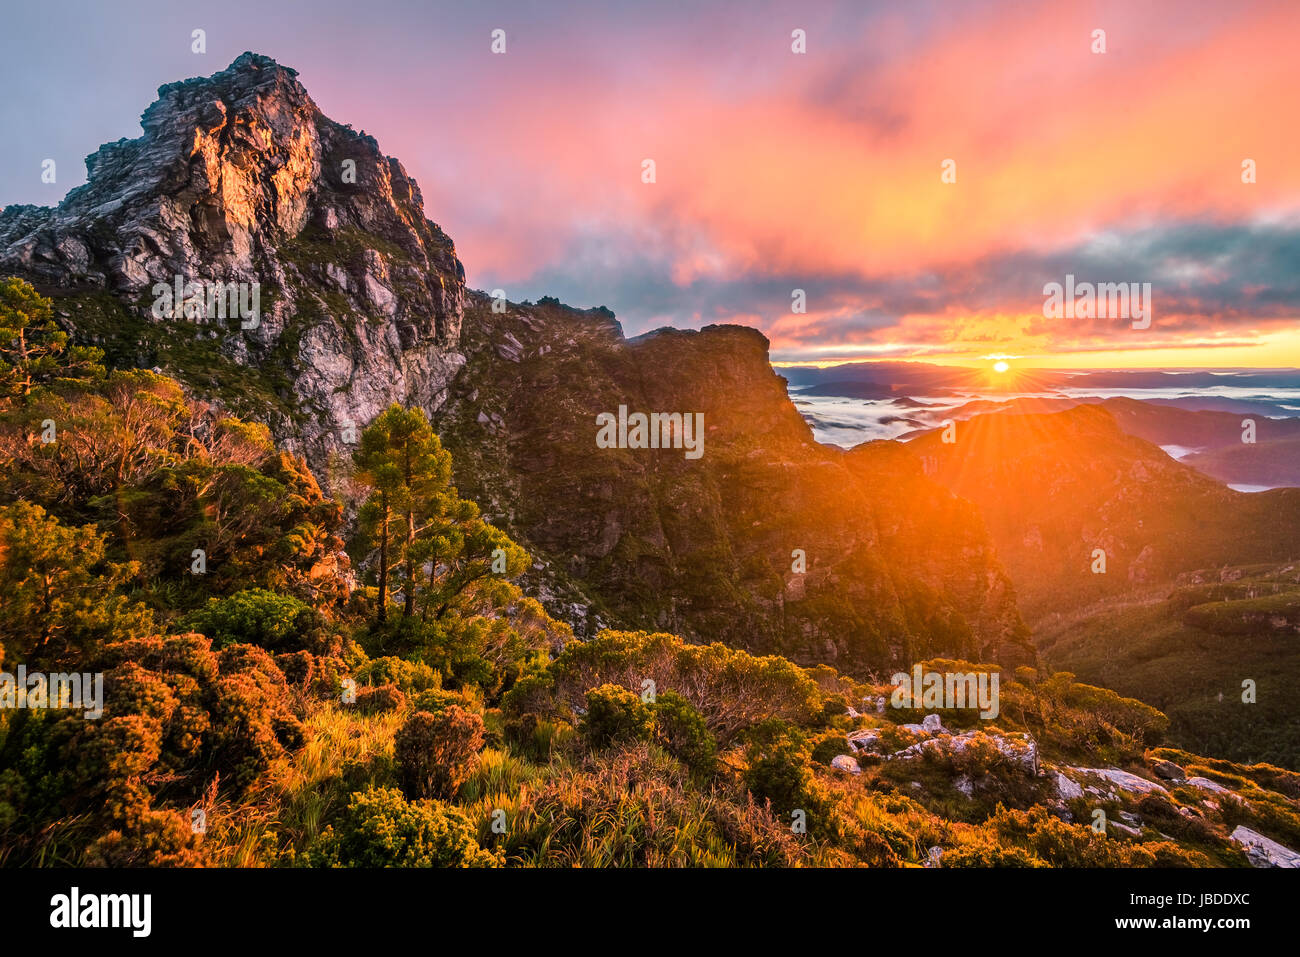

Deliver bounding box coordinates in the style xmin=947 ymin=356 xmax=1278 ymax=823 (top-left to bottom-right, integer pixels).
xmin=3 ymin=0 xmax=1298 ymax=366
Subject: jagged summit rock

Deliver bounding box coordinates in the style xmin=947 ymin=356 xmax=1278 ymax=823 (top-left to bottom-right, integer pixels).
xmin=1 ymin=52 xmax=462 ymax=299
xmin=0 ymin=52 xmax=466 ymax=470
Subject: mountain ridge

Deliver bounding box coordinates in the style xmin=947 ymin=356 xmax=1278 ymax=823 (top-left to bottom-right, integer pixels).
xmin=430 ymin=292 xmax=1034 ymax=672
xmin=908 ymin=402 xmax=1300 ymax=619
xmin=0 ymin=53 xmax=1035 ymax=677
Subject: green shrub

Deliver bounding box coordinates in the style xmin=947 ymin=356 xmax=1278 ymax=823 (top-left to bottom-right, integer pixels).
xmin=810 ymin=731 xmax=850 ymax=766
xmin=307 ymin=787 xmax=496 ymax=867
xmin=580 ymin=684 xmax=653 ymax=749
xmin=354 ymin=683 xmax=406 ymax=715
xmin=355 ymin=656 xmax=441 ymax=694
xmin=85 ymin=808 xmax=205 ymax=867
xmin=408 ymin=688 xmax=462 ymax=714
xmin=651 ymin=691 xmax=716 ymax=776
xmin=549 ymin=631 xmax=823 ymax=744
xmin=182 ymin=588 xmax=328 ymax=652
xmin=394 ymin=707 xmax=486 ymax=800
xmin=0 ymin=632 xmax=305 ymax=865
xmin=500 ymin=672 xmax=557 ymax=718
xmin=743 ymin=723 xmax=815 ymax=818
xmin=274 ymin=650 xmax=349 ymax=696
xmin=942 ymin=842 xmax=1044 ymax=867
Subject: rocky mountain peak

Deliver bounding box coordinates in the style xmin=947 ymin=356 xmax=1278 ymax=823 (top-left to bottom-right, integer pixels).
xmin=2 ymin=52 xmax=461 ymax=293
xmin=0 ymin=53 xmax=467 ymax=470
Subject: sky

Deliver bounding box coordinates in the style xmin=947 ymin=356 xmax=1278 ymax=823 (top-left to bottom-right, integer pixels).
xmin=1 ymin=0 xmax=1298 ymax=368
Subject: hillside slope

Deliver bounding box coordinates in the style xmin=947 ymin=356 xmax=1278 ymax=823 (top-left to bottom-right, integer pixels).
xmin=908 ymin=404 xmax=1300 ymax=619
xmin=1035 ymin=562 xmax=1300 ymax=768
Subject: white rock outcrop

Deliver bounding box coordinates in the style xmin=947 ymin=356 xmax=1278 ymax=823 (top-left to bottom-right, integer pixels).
xmin=1069 ymin=767 xmax=1167 ymax=796
xmin=1230 ymin=826 xmax=1300 ymax=868
xmin=831 ymin=754 xmax=861 ymax=775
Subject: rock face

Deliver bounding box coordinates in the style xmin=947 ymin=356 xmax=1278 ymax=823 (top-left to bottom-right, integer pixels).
xmin=0 ymin=53 xmax=466 ymax=471
xmin=1055 ymin=772 xmax=1084 ymax=801
xmin=1149 ymin=759 xmax=1184 ymax=780
xmin=1068 ymin=767 xmax=1168 ymax=797
xmin=431 ymin=294 xmax=1035 ymax=673
xmin=1186 ymin=775 xmax=1233 ymax=795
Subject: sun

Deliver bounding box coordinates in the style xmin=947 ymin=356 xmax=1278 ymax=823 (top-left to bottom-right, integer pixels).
xmin=993 ymin=360 xmax=1010 ymax=374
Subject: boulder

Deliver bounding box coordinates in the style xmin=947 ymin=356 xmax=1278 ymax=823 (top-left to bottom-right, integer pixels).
xmin=1055 ymin=771 xmax=1084 ymax=801
xmin=1186 ymin=776 xmax=1232 ymax=795
xmin=846 ymin=728 xmax=884 ymax=754
xmin=1070 ymin=767 xmax=1167 ymax=796
xmin=1149 ymin=759 xmax=1184 ymax=780
xmin=1230 ymin=826 xmax=1300 ymax=868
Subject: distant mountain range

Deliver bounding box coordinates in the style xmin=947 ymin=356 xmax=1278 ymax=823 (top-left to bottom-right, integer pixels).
xmin=785 ymin=363 xmax=1300 ymax=489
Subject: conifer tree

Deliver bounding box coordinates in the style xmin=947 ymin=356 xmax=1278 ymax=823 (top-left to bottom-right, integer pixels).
xmin=0 ymin=277 xmax=104 ymax=397
xmin=353 ymin=405 xmax=529 ymax=626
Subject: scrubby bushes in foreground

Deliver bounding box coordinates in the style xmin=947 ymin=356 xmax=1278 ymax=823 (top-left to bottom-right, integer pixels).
xmin=4 ymin=283 xmax=1298 ymax=869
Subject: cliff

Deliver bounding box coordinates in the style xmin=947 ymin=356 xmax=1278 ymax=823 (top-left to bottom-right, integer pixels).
xmin=431 ymin=293 xmax=1033 ymax=673
xmin=0 ymin=52 xmax=466 ymax=468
